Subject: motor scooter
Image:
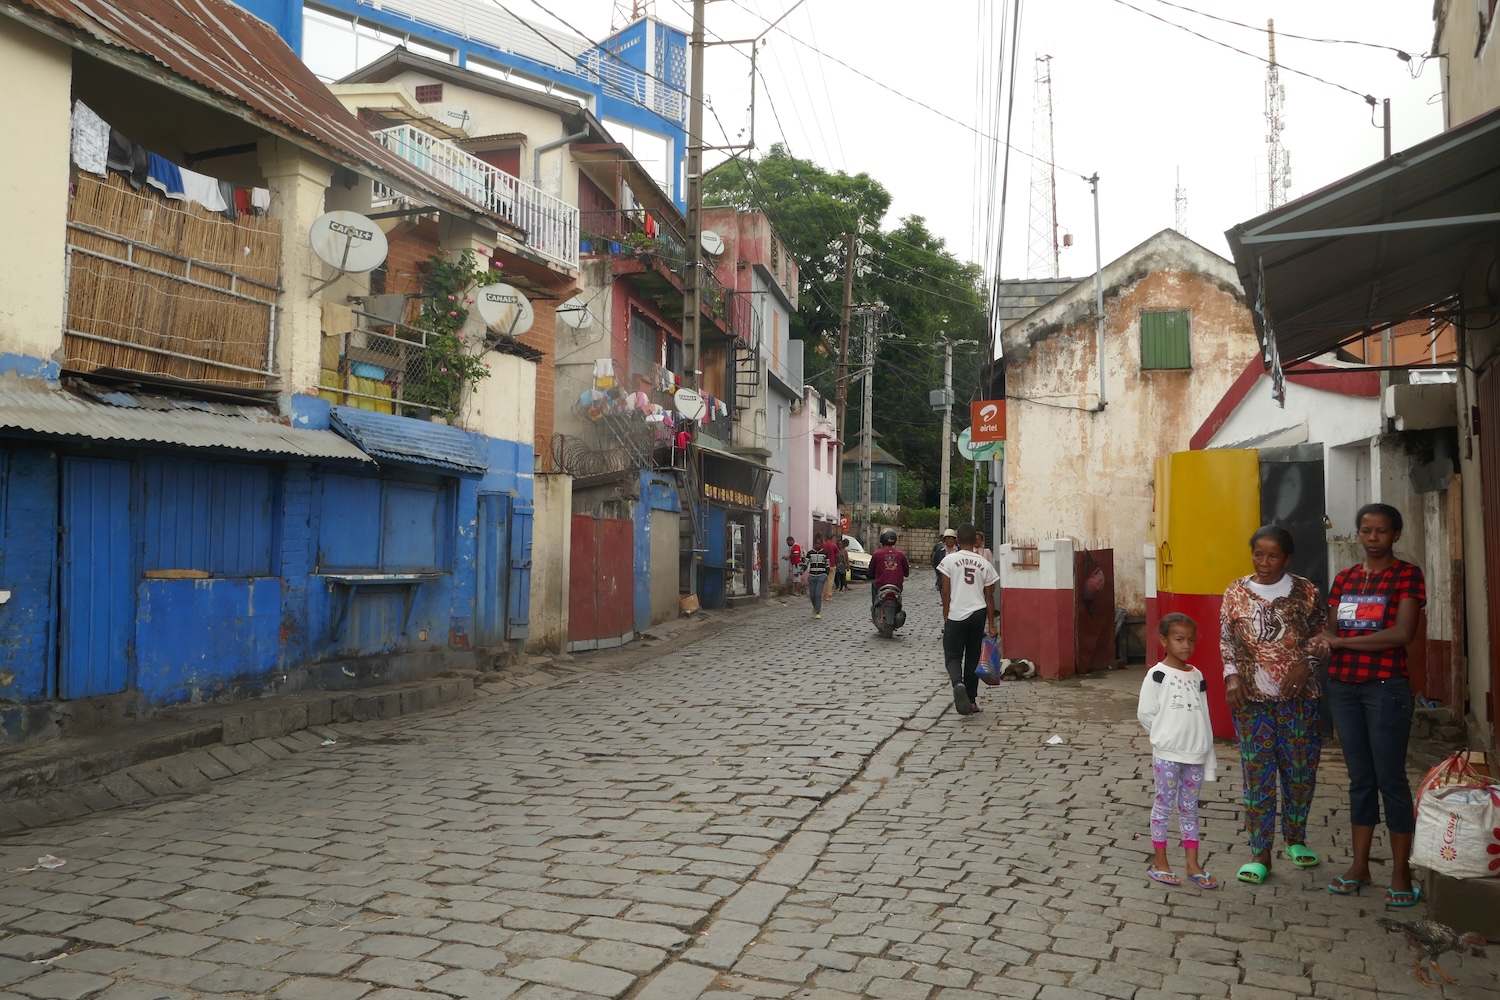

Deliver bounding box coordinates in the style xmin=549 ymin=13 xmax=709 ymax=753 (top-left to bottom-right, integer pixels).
xmin=872 ymin=584 xmax=906 ymax=638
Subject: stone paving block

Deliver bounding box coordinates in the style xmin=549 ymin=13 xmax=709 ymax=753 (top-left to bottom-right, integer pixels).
xmin=423 ymin=943 xmax=507 ymax=970
xmin=50 ymin=951 xmax=138 ymax=975
xmin=194 ymin=940 xmax=288 ymax=965
xmin=577 ymin=939 xmax=668 ymax=975
xmin=507 ymin=957 xmax=634 ymax=998
xmin=353 ymin=935 xmax=442 ymax=959
xmin=154 ymin=756 xmax=211 ymax=791
xmin=0 ymin=938 xmax=66 ymax=962
xmin=0 ymin=958 xmax=41 ymax=988
xmin=204 ymin=745 xmax=255 ymax=773
xmin=122 ymin=767 xmax=178 ymax=798
xmin=717 ymin=882 xmax=790 ymax=925
xmin=353 ymin=957 xmax=444 ymax=989
xmin=132 ymin=931 xmax=217 ymax=957
xmin=10 ymin=970 xmax=114 ymax=1000
xmin=270 ymin=976 xmax=374 ymax=1000
xmin=422 ymin=969 xmax=524 ymax=999
xmin=67 ymin=919 xmax=152 ymax=946
xmin=188 ymin=965 xmax=288 ymax=994
xmin=574 ymin=917 xmax=688 ymax=951
xmin=270 ymin=951 xmax=366 ymax=976
xmin=635 ymin=962 xmax=722 ymax=1000
xmin=96 ymin=774 xmax=153 ymax=805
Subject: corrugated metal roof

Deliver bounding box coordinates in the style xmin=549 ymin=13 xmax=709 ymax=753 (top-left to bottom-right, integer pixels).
xmin=0 ymin=381 xmax=373 ymax=463
xmin=329 ymin=406 xmax=487 ymax=474
xmin=5 ymin=0 xmax=512 ymax=233
xmin=1225 ymin=106 xmax=1500 ymax=365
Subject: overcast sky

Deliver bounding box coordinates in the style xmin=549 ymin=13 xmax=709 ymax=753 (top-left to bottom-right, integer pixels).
xmin=518 ymin=0 xmax=1445 ymax=282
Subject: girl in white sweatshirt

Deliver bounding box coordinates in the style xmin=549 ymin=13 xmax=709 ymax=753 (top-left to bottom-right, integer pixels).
xmin=1138 ymin=613 xmax=1219 ymax=889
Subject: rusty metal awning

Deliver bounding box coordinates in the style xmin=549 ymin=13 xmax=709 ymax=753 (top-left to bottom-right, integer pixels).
xmin=1225 ymin=106 xmax=1500 ymax=366
xmin=0 ymin=381 xmax=374 ymax=463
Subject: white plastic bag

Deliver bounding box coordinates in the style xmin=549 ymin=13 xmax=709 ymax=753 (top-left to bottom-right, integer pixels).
xmin=1411 ymin=783 xmax=1500 ymax=879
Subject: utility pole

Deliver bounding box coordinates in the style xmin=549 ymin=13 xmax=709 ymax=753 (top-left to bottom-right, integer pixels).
xmin=939 ymin=339 xmax=953 ymax=531
xmin=859 ymin=307 xmax=876 ymax=552
xmin=683 ymin=0 xmax=705 ymax=394
xmin=834 ymin=232 xmax=855 ymax=445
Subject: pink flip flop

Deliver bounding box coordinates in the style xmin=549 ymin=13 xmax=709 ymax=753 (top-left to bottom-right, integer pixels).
xmin=1147 ymin=869 xmax=1181 ymax=886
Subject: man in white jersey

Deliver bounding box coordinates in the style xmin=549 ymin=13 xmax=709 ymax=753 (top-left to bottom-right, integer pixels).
xmin=938 ymin=523 xmax=999 ymax=715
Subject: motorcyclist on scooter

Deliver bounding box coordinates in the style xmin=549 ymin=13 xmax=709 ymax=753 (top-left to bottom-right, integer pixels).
xmin=870 ymin=529 xmax=910 ymax=608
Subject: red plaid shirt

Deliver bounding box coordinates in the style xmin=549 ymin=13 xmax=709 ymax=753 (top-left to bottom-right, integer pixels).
xmin=1327 ymin=560 xmax=1425 ymax=683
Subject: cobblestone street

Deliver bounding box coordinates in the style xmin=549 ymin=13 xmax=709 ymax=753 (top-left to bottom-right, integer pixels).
xmin=0 ymin=585 xmax=1494 ymax=1000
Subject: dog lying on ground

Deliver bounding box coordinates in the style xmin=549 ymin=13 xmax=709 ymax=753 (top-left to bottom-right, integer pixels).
xmin=999 ymin=657 xmax=1037 ymax=680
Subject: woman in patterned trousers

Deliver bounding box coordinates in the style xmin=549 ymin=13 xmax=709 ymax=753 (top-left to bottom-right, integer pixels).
xmin=1219 ymin=524 xmax=1327 ymax=885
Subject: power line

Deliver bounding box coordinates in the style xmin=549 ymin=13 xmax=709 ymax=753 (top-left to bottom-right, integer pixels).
xmin=1142 ymin=0 xmax=1414 ymax=56
xmin=1104 ymin=0 xmax=1375 ymax=102
xmin=723 ymin=0 xmax=1090 ymax=180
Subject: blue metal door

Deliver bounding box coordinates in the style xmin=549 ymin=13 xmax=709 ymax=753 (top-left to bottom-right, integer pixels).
xmin=59 ymin=457 xmax=134 ymax=699
xmin=507 ymin=499 xmax=533 ymax=640
xmin=474 ymin=492 xmax=510 ymax=647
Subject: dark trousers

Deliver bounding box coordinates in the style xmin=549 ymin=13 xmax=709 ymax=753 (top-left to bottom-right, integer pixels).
xmin=942 ymin=609 xmax=987 ymax=702
xmin=1325 ymin=675 xmax=1416 ymax=833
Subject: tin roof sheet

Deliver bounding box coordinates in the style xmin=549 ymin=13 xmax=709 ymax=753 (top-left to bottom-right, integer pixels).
xmin=6 ymin=0 xmax=510 ymax=232
xmin=0 ymin=381 xmax=374 ymax=462
xmin=329 ymin=406 xmax=487 ymax=474
xmin=1225 ymin=106 xmax=1500 ymax=365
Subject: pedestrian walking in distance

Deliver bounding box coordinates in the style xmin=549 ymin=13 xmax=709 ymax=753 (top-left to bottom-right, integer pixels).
xmin=933 ymin=528 xmax=958 ymax=591
xmin=785 ymin=535 xmax=804 ymax=596
xmin=804 ymin=532 xmax=831 ymax=619
xmin=1137 ymin=612 xmax=1219 ymax=889
xmin=937 ymin=523 xmax=998 ymax=715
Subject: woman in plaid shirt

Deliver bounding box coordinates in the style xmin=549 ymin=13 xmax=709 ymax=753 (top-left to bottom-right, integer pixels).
xmin=1318 ymin=504 xmax=1425 ymax=906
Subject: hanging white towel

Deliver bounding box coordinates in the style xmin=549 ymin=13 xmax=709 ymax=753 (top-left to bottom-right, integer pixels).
xmin=250 ymin=188 xmax=271 ymax=212
xmin=70 ymin=100 xmax=109 ymax=176
xmin=178 ymin=168 xmax=229 ymax=212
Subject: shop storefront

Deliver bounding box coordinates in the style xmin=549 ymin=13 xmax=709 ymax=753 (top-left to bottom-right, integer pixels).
xmin=697 ymin=448 xmax=772 ymax=608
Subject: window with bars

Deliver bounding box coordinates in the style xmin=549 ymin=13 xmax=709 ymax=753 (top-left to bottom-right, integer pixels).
xmin=1140 ymin=310 xmax=1191 ymax=370
xmin=414 ymin=83 xmax=443 ymax=103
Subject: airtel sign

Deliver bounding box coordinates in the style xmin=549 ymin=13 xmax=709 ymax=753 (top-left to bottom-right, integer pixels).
xmin=969 ymin=400 xmax=1006 ymax=443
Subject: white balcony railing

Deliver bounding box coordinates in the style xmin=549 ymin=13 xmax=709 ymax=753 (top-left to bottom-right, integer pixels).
xmin=372 ymin=124 xmax=579 ymax=270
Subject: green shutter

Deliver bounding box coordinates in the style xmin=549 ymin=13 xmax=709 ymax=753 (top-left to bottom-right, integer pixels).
xmin=1141 ymin=310 xmax=1191 ymax=369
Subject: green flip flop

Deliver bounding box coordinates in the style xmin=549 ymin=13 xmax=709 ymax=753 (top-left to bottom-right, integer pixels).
xmin=1236 ymin=862 xmax=1268 ymax=884
xmin=1328 ymin=877 xmax=1366 ymax=895
xmin=1385 ymin=886 xmax=1422 ymax=908
xmin=1284 ymin=845 xmax=1320 ymax=868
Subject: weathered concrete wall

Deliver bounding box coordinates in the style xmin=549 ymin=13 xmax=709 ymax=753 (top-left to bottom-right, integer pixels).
xmin=1005 ymin=248 xmax=1260 ymax=614
xmin=649 ymin=508 xmax=679 ymax=626
xmin=1435 ymin=0 xmax=1500 ymax=126
xmin=0 ymin=20 xmax=69 ymax=373
xmin=527 ymin=473 xmax=572 ymax=654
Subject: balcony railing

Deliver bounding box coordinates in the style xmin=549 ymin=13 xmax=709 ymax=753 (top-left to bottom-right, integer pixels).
xmin=371 ymin=125 xmax=579 ymax=270
xmin=580 ymin=207 xmax=687 ymax=260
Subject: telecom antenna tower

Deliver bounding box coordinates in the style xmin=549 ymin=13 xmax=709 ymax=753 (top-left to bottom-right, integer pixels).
xmin=611 ymin=0 xmax=654 ymax=32
xmin=1026 ymin=55 xmax=1060 ymax=279
xmin=1265 ymin=19 xmax=1291 ymax=210
xmin=1174 ymin=167 xmax=1187 ymax=235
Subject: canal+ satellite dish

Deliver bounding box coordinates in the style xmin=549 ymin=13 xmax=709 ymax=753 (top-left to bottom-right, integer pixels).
xmin=674 ymin=387 xmax=707 ymax=421
xmin=556 ymin=294 xmax=592 ymax=330
xmin=309 ymin=211 xmax=388 ymax=274
xmin=476 ymin=283 xmax=534 ymax=338
xmin=700 ymin=230 xmax=725 ymax=256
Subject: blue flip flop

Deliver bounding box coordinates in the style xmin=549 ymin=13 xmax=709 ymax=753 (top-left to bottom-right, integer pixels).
xmin=1385 ymin=886 xmax=1422 ymax=908
xmin=1328 ymin=877 xmax=1366 ymax=895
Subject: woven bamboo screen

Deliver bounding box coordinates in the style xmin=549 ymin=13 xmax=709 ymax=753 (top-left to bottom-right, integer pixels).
xmin=64 ymin=173 xmax=283 ymax=388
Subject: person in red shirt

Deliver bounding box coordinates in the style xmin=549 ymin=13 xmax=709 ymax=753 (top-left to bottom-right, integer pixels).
xmin=1316 ymin=503 xmax=1425 ymax=906
xmin=821 ymin=535 xmax=840 ymax=602
xmin=785 ymin=535 xmax=804 ymax=596
xmin=869 ymin=529 xmax=910 ymax=608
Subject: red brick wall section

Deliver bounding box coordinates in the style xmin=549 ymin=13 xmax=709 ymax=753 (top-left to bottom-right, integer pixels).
xmin=384 ymin=220 xmax=441 ymax=302
xmin=518 ymin=302 xmax=557 ymax=457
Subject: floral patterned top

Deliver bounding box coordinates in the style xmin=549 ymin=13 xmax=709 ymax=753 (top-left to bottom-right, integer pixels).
xmin=1219 ymin=574 xmax=1325 ymax=702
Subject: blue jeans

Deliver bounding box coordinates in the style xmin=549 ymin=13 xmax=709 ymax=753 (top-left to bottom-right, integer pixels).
xmin=808 ymin=573 xmax=827 ymax=613
xmin=1325 ymin=675 xmax=1415 ymax=834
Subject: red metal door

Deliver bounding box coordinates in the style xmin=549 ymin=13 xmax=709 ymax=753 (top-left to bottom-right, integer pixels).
xmin=568 ymin=514 xmax=634 ymax=650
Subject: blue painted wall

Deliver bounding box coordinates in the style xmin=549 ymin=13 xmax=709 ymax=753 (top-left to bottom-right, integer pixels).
xmin=0 ymin=392 xmax=536 ymax=711
xmin=232 ymin=0 xmax=303 ymax=53
xmin=632 ymin=471 xmax=681 ymax=631
xmin=0 ymin=449 xmax=58 ymax=703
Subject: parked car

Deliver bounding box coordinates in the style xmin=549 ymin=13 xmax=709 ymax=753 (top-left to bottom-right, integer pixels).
xmin=843 ymin=534 xmax=872 ymax=579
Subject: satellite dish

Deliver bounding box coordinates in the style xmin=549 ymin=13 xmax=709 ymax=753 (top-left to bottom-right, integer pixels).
xmin=556 ymin=294 xmax=592 ymax=330
xmin=309 ymin=211 xmax=388 ymax=274
xmin=674 ymin=387 xmax=707 ymax=421
xmin=439 ymin=106 xmax=477 ymax=135
xmin=700 ymin=230 xmax=725 ymax=256
xmin=475 ymin=283 xmax=534 ymax=338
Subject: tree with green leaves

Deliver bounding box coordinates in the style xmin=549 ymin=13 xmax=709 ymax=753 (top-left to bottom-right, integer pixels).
xmin=705 ymin=145 xmax=988 ymax=510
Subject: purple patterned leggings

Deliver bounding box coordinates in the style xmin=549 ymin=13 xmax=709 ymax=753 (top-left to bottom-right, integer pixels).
xmin=1151 ymin=757 xmax=1205 ymax=848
